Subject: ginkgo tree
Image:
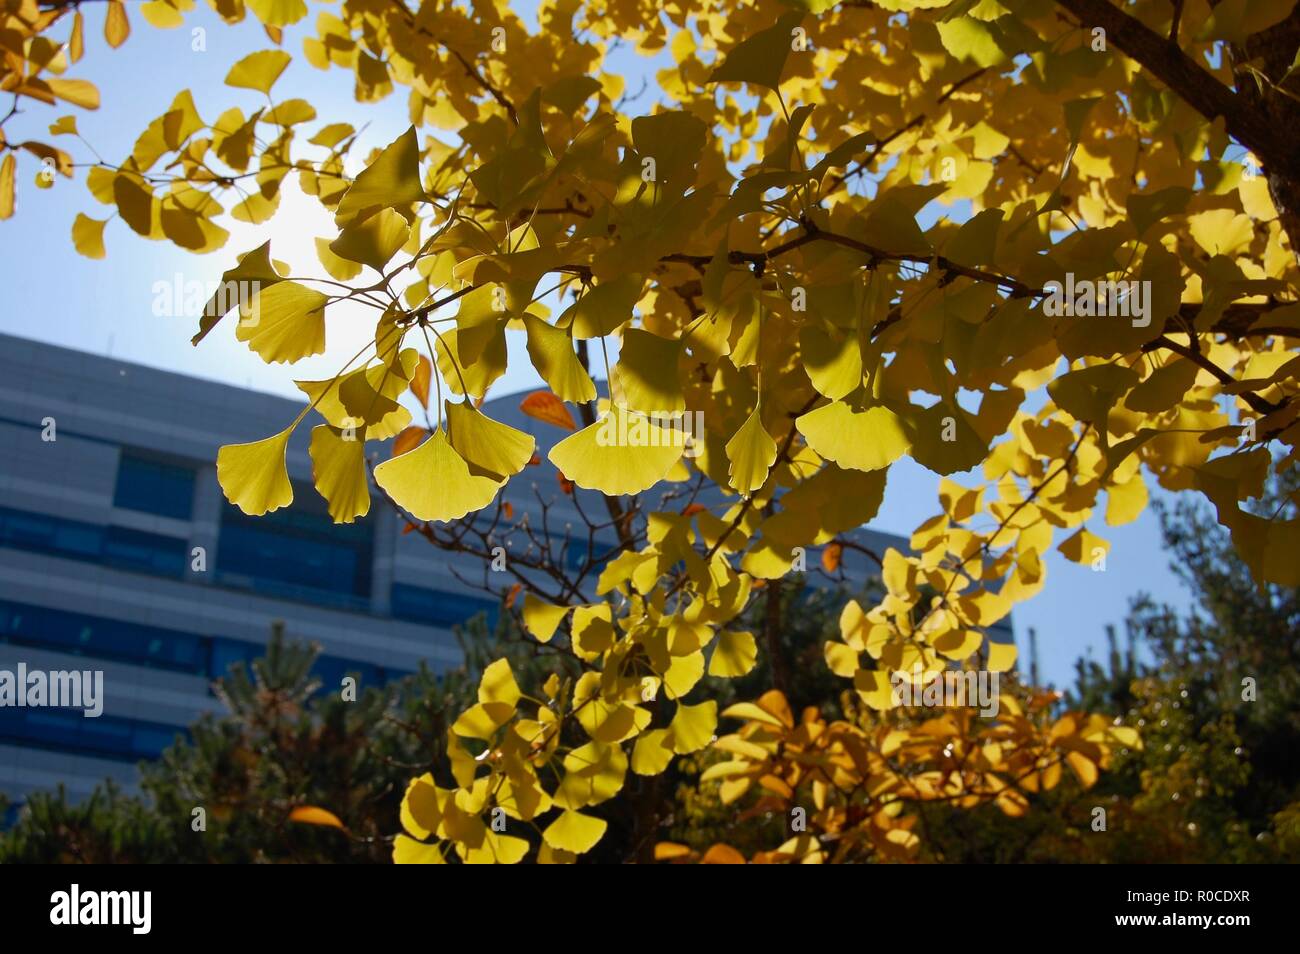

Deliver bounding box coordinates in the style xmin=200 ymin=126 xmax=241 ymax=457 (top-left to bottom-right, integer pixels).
xmin=5 ymin=0 xmax=1299 ymax=862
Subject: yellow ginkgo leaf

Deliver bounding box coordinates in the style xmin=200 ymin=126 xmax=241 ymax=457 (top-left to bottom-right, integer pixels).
xmin=373 ymin=427 xmax=500 ymax=522
xmin=246 ymin=0 xmax=308 ymax=28
xmin=573 ymin=672 xmax=651 ymax=743
xmin=556 ymin=741 xmax=628 ymax=808
xmin=708 ymin=629 xmax=757 ymax=677
xmin=399 ymin=774 xmax=443 ymax=839
xmin=662 ymin=650 xmax=705 ymax=698
xmin=236 ymin=281 xmax=328 ymax=365
xmin=986 ymin=642 xmax=1018 ymax=673
xmin=797 ymin=401 xmax=910 ymax=472
xmin=113 ymin=174 xmax=152 ymax=237
xmin=478 ymin=658 xmax=521 ymax=708
xmin=335 ymin=126 xmax=427 ymax=227
xmin=392 ymin=834 xmax=446 ymax=864
xmin=1066 ymin=751 xmax=1099 ymax=788
xmin=296 ymin=349 xmax=416 ymax=442
xmin=452 ymin=701 xmax=514 ymax=740
xmin=572 ymin=610 xmax=615 ymax=659
xmin=1058 ymin=527 xmax=1109 ymax=565
xmin=631 ymin=729 xmax=675 ymax=776
xmin=822 ymin=640 xmax=859 ymax=678
xmin=103 ymin=0 xmax=128 ymax=48
xmin=0 ymin=154 xmax=14 ymax=220
xmin=800 ymin=320 xmax=863 ymax=400
xmin=854 ymin=669 xmax=895 ymax=711
xmin=217 ymin=424 xmax=295 ymax=516
xmin=612 ymin=329 xmax=684 ymax=413
xmin=193 ymin=242 xmax=284 ymax=345
xmin=522 ymin=594 xmax=570 ymax=643
xmin=543 ymin=810 xmax=607 ymax=855
xmin=71 ymin=213 xmax=106 ymax=259
xmin=538 ymin=843 xmax=577 ymax=864
xmin=1187 ymin=208 xmax=1254 ymax=257
xmin=445 ymin=400 xmax=535 ymax=483
xmin=669 ymin=700 xmax=717 ymax=754
xmin=932 ymin=629 xmax=982 ymax=661
xmin=708 ymin=11 xmax=804 ymax=91
xmin=435 ymin=325 xmax=507 ymax=399
xmin=308 ymin=425 xmax=370 ymax=524
xmin=224 ymin=49 xmax=292 ymax=94
xmin=719 ymin=701 xmax=787 ymax=728
xmin=462 ymin=831 xmax=531 ymax=865
xmin=549 ymin=404 xmax=685 ymax=496
xmin=47 ymin=78 xmax=100 ymax=109
xmin=725 ymin=406 xmax=778 ymax=494
xmin=523 ymin=314 xmax=596 ymax=403
xmin=315 ymin=237 xmax=363 ymax=282
xmin=329 ymin=207 xmax=410 ymax=271
xmin=1106 ymin=474 xmax=1148 ymax=527
xmin=557 ymin=273 xmax=643 ymax=339
xmin=904 ymin=403 xmax=988 ymax=476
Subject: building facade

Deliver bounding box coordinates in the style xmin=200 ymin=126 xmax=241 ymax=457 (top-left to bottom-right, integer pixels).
xmin=0 ymin=331 xmax=1005 ymax=809
xmin=0 ymin=333 xmax=490 ymax=805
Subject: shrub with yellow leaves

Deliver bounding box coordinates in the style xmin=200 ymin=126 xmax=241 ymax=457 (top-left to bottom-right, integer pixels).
xmin=653 ymin=686 xmax=1140 ymax=863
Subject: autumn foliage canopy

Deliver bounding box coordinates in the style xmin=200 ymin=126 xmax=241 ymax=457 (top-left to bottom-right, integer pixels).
xmin=4 ymin=0 xmax=1299 ymax=862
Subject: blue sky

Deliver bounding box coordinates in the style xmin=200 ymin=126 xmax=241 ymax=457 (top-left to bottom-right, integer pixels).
xmin=0 ymin=4 xmax=1197 ymax=688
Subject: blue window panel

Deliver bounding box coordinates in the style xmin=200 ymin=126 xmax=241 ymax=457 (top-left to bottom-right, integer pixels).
xmin=0 ymin=600 xmax=207 ymax=675
xmin=391 ymin=583 xmax=499 ymax=628
xmin=562 ymin=541 xmax=589 ymax=571
xmin=0 ymin=507 xmax=102 ymax=559
xmin=113 ymin=454 xmax=196 ymax=521
xmin=0 ymin=707 xmax=185 ymax=762
xmin=51 ymin=521 xmax=103 ymax=559
xmin=216 ymin=493 xmax=374 ymax=610
xmin=131 ymin=723 xmax=182 ymax=759
xmin=0 ymin=506 xmax=187 ymax=581
xmin=208 ymin=638 xmax=260 ymax=679
xmin=17 ymin=709 xmax=84 ymax=751
xmin=76 ymin=714 xmax=135 ymax=756
xmin=103 ymin=526 xmax=187 ymax=578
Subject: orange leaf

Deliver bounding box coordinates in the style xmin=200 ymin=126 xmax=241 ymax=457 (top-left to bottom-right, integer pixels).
xmin=392 ymin=426 xmax=426 ymax=457
xmin=683 ymin=503 xmax=707 ymax=516
xmin=505 ymin=583 xmax=522 ymax=608
xmin=527 ymin=454 xmax=541 ymax=467
xmin=503 ymin=501 xmax=514 ymax=519
xmin=520 ymin=391 xmax=576 ymax=430
xmin=700 ymin=843 xmax=747 ymax=864
xmin=654 ymin=841 xmax=695 ymax=861
xmin=557 ymin=471 xmax=575 ymax=495
xmin=821 ymin=541 xmax=842 ymax=572
xmin=410 ymin=354 xmax=432 ymax=408
xmin=288 ymin=805 xmax=347 ymax=831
